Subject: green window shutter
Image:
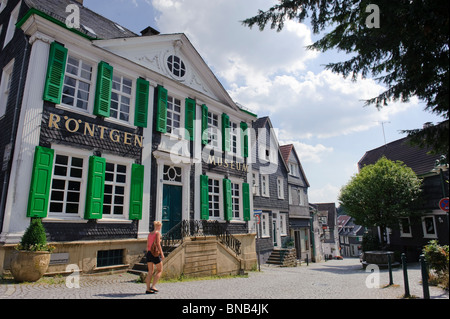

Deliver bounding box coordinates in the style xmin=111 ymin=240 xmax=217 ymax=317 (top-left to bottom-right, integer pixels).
xmin=27 ymin=146 xmax=55 ymax=218
xmin=240 ymin=121 xmax=249 ymax=158
xmin=201 ymin=104 xmax=208 ymax=145
xmin=242 ymin=183 xmax=251 ymax=221
xmin=84 ymin=156 xmax=106 ymax=220
xmin=43 ymin=42 xmax=68 ymax=104
xmin=134 ymin=78 xmax=150 ymax=128
xmin=93 ymin=61 xmax=113 ymax=117
xmin=129 ymin=164 xmax=145 ymax=220
xmin=155 ymin=85 xmax=168 ymax=133
xmin=185 ymin=98 xmax=196 ymax=141
xmin=200 ymin=175 xmax=209 ymax=220
xmin=222 ymin=113 xmax=230 ymax=152
xmin=223 ymin=178 xmax=232 ymax=221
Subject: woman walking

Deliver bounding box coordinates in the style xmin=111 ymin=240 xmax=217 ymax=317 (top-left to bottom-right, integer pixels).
xmin=146 ymin=221 xmax=164 ymax=294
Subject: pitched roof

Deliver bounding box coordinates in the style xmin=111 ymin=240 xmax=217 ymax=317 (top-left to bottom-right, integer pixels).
xmin=279 ymin=144 xmax=292 ymax=164
xmin=24 ymin=0 xmax=137 ymax=39
xmin=358 ymin=136 xmax=442 ymax=176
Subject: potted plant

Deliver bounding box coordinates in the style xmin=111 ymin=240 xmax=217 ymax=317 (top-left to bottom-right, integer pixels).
xmin=10 ymin=218 xmax=54 ymax=282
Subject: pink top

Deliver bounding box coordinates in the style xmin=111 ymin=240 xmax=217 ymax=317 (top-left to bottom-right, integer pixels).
xmin=147 ymin=232 xmax=159 ymax=251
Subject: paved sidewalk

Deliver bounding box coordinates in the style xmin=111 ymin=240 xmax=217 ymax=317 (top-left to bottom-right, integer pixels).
xmin=0 ymin=258 xmax=448 ymax=299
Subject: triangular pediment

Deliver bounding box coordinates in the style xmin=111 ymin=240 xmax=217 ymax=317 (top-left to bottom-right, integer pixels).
xmin=94 ymin=33 xmax=238 ymax=111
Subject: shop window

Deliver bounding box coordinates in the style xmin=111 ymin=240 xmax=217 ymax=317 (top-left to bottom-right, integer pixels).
xmin=49 ymin=154 xmax=85 ymax=215
xmin=208 ymin=178 xmax=220 ymax=219
xmin=97 ymin=249 xmax=123 ymax=267
xmin=110 ymin=74 xmax=132 ymax=122
xmin=103 ymin=162 xmax=128 ymax=216
xmin=61 ymin=55 xmax=93 ymax=111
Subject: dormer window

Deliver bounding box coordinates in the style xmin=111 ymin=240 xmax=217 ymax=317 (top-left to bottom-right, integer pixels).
xmin=167 ymin=55 xmax=186 ymax=78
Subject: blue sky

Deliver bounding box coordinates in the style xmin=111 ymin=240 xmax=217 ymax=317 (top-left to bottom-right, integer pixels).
xmin=83 ymin=0 xmax=444 ymax=205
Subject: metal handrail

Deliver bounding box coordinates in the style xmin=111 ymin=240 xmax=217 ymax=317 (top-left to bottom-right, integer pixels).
xmin=160 ymin=220 xmax=242 ymax=256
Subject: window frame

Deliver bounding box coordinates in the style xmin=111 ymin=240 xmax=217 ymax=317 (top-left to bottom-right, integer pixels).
xmin=261 ymin=212 xmax=270 ymax=238
xmin=3 ymin=1 xmax=20 ymax=49
xmin=0 ymin=58 xmax=14 ymax=117
xmin=109 ymin=72 xmax=134 ymax=124
xmin=47 ymin=145 xmax=90 ymax=220
xmin=261 ymin=174 xmax=269 ymax=197
xmin=102 ymin=156 xmax=132 ymax=220
xmin=208 ymin=177 xmax=221 ymax=220
xmin=166 ymin=94 xmax=183 ymax=137
xmin=422 ymin=216 xmax=438 ymax=239
xmin=399 ymin=217 xmax=412 ymax=237
xmin=60 ymin=54 xmax=94 ymax=113
xmin=207 ymin=110 xmax=220 ymax=150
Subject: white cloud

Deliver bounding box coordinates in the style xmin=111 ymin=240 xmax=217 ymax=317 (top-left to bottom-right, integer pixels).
xmin=308 ymin=183 xmax=341 ymax=204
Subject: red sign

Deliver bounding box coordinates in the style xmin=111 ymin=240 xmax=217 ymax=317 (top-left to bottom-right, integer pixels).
xmin=439 ymin=198 xmax=449 ymax=212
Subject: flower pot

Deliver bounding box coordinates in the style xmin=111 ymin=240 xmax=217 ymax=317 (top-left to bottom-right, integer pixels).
xmin=10 ymin=250 xmax=51 ymax=282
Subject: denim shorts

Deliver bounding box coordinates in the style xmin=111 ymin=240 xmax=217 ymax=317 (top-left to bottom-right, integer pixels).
xmin=146 ymin=251 xmax=162 ymax=264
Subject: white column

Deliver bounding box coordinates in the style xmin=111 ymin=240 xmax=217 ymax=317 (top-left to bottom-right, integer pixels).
xmin=137 ymin=81 xmax=154 ymax=238
xmin=1 ymin=32 xmax=53 ymax=243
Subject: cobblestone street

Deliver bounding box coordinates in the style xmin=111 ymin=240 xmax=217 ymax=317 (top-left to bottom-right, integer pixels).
xmin=1 ymin=258 xmax=448 ymax=300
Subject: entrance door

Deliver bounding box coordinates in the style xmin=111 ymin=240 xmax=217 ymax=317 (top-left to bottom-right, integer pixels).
xmin=162 ymin=184 xmax=182 ymax=234
xmin=294 ymin=230 xmax=301 ymax=259
xmin=272 ymin=213 xmax=278 ymax=247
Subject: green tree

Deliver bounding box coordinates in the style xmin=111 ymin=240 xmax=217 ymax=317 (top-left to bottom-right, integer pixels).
xmin=242 ymin=0 xmax=449 ymax=154
xmin=338 ymin=157 xmax=422 ymax=247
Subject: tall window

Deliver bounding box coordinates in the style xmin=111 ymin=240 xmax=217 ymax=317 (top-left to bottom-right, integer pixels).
xmin=230 ymin=122 xmax=238 ymax=154
xmin=3 ymin=1 xmax=20 ymax=48
xmin=166 ymin=96 xmax=181 ymax=135
xmin=0 ymin=59 xmax=14 ymax=117
xmin=261 ymin=212 xmax=270 ymax=237
xmin=231 ymin=182 xmax=240 ymax=219
xmin=207 ymin=112 xmax=219 ymax=148
xmin=49 ymin=154 xmax=85 ymax=215
xmin=261 ymin=174 xmax=269 ymax=197
xmin=62 ymin=55 xmax=93 ymax=110
xmin=208 ymin=178 xmax=220 ymax=218
xmin=110 ymin=74 xmax=132 ymax=122
xmin=422 ymin=216 xmax=437 ymax=238
xmin=103 ymin=162 xmax=127 ymax=216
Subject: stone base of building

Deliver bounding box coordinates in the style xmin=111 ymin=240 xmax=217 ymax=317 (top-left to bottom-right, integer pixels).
xmin=1 ymin=238 xmax=147 ymax=276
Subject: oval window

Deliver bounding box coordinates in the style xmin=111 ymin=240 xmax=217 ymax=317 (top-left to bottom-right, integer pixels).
xmin=167 ymin=55 xmax=186 ymax=78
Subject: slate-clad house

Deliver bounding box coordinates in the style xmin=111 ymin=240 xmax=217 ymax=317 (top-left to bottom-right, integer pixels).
xmin=279 ymin=144 xmax=311 ymax=261
xmin=338 ymin=215 xmax=365 ymax=257
xmin=0 ymin=0 xmax=256 ymax=276
xmin=314 ymin=203 xmax=340 ymax=259
xmin=251 ymin=117 xmax=289 ymax=263
xmin=358 ymin=135 xmax=449 ymax=260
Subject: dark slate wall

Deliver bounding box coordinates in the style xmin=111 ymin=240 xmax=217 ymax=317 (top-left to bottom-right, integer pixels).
xmin=0 ymin=0 xmax=32 ymax=231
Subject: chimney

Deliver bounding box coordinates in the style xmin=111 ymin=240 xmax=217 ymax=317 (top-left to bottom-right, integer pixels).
xmin=140 ymin=26 xmax=160 ymax=36
xmin=73 ymin=0 xmax=83 ymax=4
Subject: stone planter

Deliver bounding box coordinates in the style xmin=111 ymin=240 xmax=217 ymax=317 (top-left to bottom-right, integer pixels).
xmin=10 ymin=251 xmax=51 ymax=282
xmin=361 ymin=251 xmax=400 ymax=269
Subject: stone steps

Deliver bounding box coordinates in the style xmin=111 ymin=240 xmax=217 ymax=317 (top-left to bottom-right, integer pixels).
xmin=266 ymin=249 xmax=297 ymax=267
